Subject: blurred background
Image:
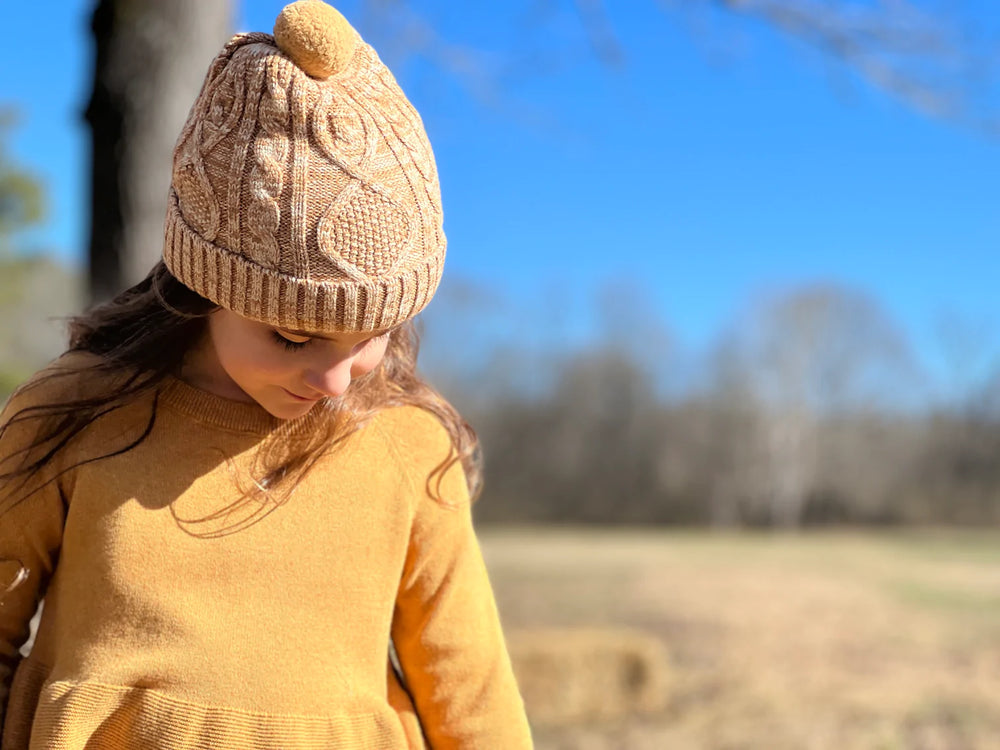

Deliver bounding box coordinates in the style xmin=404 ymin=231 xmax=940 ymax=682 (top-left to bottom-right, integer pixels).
xmin=3 ymin=1 xmax=1000 ymax=747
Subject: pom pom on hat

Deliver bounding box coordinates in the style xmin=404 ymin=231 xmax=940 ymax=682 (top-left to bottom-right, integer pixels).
xmin=274 ymin=0 xmax=356 ymax=79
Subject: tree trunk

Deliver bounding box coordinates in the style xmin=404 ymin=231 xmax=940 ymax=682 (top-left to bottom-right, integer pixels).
xmin=85 ymin=0 xmax=231 ymax=304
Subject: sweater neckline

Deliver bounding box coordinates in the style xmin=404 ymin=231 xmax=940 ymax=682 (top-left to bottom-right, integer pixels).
xmin=159 ymin=373 xmax=318 ymax=435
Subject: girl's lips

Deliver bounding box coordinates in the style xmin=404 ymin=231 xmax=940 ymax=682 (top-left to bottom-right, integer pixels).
xmin=283 ymin=387 xmax=323 ymax=402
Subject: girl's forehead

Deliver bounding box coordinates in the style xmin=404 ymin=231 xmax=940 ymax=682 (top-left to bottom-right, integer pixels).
xmin=218 ymin=310 xmax=390 ymax=341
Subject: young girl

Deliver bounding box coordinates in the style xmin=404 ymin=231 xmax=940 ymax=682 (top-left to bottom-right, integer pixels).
xmin=0 ymin=2 xmax=533 ymax=748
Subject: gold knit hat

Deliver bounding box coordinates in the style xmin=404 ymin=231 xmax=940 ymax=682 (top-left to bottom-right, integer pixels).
xmin=163 ymin=0 xmax=445 ymax=333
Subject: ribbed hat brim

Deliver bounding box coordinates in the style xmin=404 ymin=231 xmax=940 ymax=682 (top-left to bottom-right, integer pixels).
xmin=163 ymin=191 xmax=443 ymax=333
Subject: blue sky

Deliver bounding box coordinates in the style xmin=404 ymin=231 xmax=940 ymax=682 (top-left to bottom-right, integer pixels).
xmin=2 ymin=1 xmax=999 ymax=392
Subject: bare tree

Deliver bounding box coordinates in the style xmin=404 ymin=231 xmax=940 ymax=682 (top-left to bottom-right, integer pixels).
xmin=729 ymin=285 xmax=917 ymax=526
xmin=701 ymin=0 xmax=989 ymax=124
xmin=354 ymin=1 xmax=996 ymax=130
xmin=86 ymin=0 xmax=231 ymax=303
xmin=696 ymin=335 xmax=767 ymax=526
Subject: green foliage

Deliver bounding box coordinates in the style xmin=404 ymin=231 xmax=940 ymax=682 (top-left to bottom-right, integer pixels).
xmin=0 ymin=106 xmax=77 ymax=401
xmin=0 ymin=107 xmax=46 ymax=253
xmin=0 ymin=255 xmax=81 ymax=402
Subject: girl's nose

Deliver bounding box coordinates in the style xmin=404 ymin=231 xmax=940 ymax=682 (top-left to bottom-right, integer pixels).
xmin=303 ymin=358 xmax=354 ymax=398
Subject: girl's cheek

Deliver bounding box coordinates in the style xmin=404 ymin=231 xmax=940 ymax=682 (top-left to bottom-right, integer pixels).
xmin=241 ymin=345 xmax=277 ymax=376
xmin=351 ymin=338 xmax=389 ymax=377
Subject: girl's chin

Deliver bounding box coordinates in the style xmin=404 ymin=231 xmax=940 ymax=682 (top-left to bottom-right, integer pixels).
xmin=257 ymin=391 xmax=322 ymax=419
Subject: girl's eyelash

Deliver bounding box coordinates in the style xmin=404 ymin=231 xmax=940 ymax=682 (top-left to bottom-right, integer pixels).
xmin=271 ymin=331 xmax=309 ymax=352
xmin=271 ymin=329 xmax=390 ymax=353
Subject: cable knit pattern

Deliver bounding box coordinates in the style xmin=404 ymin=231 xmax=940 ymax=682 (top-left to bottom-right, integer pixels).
xmin=312 ymin=88 xmax=372 ymax=169
xmin=330 ymin=186 xmax=410 ymax=277
xmin=246 ymin=57 xmax=292 ymax=271
xmin=162 ymin=1 xmax=446 ymax=334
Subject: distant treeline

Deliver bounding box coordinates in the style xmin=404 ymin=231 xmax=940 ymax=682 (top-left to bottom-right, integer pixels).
xmin=4 ymin=260 xmax=1000 ymax=527
xmin=422 ymin=281 xmax=1000 ymax=528
xmin=466 ymin=380 xmax=1000 ymax=527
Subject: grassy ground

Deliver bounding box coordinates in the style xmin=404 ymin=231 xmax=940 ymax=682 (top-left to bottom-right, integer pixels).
xmin=479 ymin=527 xmax=1000 ymax=750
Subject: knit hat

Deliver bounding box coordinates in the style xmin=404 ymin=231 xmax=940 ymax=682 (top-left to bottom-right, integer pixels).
xmin=163 ymin=0 xmax=445 ymax=333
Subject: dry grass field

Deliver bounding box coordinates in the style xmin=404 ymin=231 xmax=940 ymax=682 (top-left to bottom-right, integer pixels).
xmin=480 ymin=528 xmax=1000 ymax=750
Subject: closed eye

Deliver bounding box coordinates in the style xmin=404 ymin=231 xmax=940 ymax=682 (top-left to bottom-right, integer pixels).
xmin=272 ymin=327 xmax=392 ymax=354
xmin=271 ymin=330 xmax=311 ymax=352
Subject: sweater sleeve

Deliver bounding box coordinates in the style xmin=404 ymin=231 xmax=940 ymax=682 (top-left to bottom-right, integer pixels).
xmin=388 ymin=409 xmax=533 ymax=749
xmin=0 ymin=377 xmax=69 ymax=730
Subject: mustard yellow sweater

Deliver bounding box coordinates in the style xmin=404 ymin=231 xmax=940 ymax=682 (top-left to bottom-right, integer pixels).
xmin=0 ymin=354 xmax=532 ymax=749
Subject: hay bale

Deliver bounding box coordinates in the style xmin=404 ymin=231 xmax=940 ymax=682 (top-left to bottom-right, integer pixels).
xmin=506 ymin=627 xmax=670 ymax=727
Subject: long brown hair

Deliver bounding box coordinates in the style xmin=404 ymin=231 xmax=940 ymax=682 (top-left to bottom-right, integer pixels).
xmin=0 ymin=261 xmax=481 ymax=515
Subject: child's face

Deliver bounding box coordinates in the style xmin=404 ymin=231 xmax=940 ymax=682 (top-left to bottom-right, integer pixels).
xmin=196 ymin=308 xmax=391 ymax=419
